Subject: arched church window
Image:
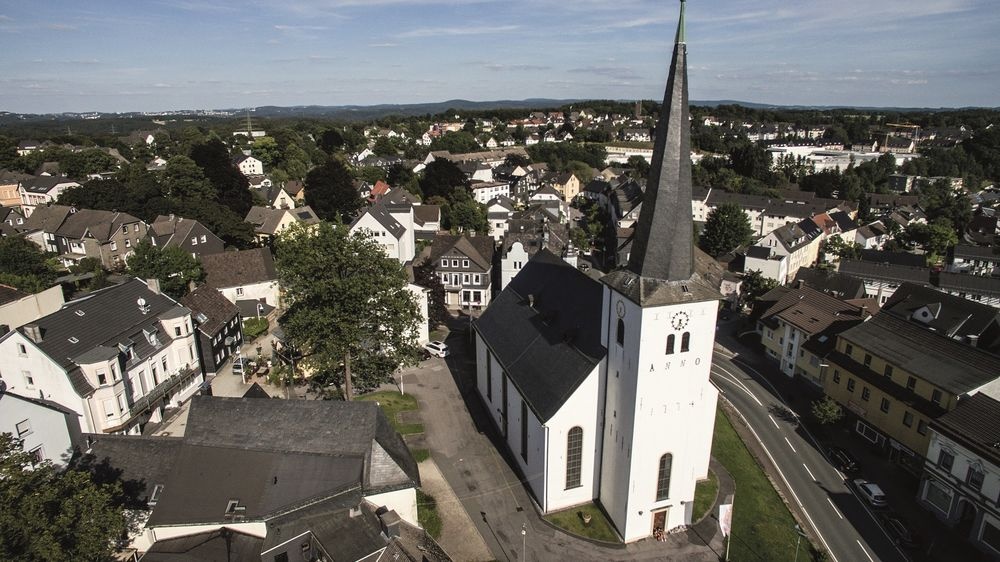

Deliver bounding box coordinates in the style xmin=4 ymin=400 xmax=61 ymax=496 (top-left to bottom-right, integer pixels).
xmin=681 ymin=332 xmax=690 ymax=352
xmin=656 ymin=453 xmax=672 ymax=501
xmin=616 ymin=319 xmax=625 ymax=346
xmin=666 ymin=334 xmax=675 ymax=355
xmin=566 ymin=427 xmax=583 ymax=489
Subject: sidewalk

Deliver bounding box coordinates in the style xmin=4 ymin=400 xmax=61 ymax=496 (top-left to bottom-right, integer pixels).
xmin=714 ymin=317 xmax=990 ymax=562
xmin=418 ymin=457 xmax=493 ymax=561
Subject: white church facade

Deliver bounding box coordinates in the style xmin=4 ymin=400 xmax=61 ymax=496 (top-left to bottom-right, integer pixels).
xmin=472 ymin=1 xmax=721 ymax=542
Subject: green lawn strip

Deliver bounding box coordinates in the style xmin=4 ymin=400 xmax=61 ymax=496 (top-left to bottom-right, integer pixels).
xmin=713 ymin=408 xmax=802 ymax=562
xmin=429 ymin=328 xmax=449 ymax=342
xmin=357 ymin=391 xmax=424 ymax=435
xmin=544 ymin=503 xmax=619 ymax=543
xmin=692 ymin=470 xmax=719 ymax=523
xmin=417 ymin=489 xmax=442 ymax=539
xmin=411 ymin=448 xmax=431 ymax=463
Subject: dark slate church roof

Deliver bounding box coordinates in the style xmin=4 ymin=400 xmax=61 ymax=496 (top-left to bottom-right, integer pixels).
xmin=474 ymin=249 xmax=606 ymax=421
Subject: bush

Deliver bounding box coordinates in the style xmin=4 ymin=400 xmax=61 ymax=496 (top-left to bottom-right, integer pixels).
xmin=243 ymin=317 xmax=269 ymax=339
xmin=417 ymin=489 xmax=442 ymax=538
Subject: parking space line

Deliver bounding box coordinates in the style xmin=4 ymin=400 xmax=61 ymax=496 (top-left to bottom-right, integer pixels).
xmin=803 ymin=463 xmax=816 ymax=481
xmin=856 ymin=540 xmax=876 ymax=562
xmin=768 ymin=415 xmax=780 ymax=429
xmin=827 ymin=497 xmax=843 ymax=519
xmin=784 ymin=437 xmax=797 ymax=453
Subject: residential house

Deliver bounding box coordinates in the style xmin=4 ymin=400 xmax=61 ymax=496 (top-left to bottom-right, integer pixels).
xmin=180 ymin=286 xmax=243 ymax=376
xmin=283 ymin=179 xmax=306 ymax=204
xmin=499 ymin=211 xmax=572 ymax=290
xmin=938 ymin=272 xmax=1000 ymax=308
xmin=251 ymin=183 xmax=296 ymax=210
xmin=18 ymin=176 xmax=81 ymax=216
xmin=743 ymin=245 xmax=789 ymax=285
xmin=413 ymin=204 xmax=442 ymax=241
xmin=471 ymin=181 xmax=511 ymax=205
xmin=244 ymin=205 xmax=320 ymax=243
xmin=951 ymin=245 xmax=1000 ymax=277
xmin=882 ymin=282 xmax=1000 ymax=352
xmin=821 ymin=312 xmax=1000 ymax=473
xmin=548 ymin=172 xmax=581 ymax=202
xmin=854 ymin=221 xmax=891 ymax=250
xmin=0 ymin=386 xmax=82 ymax=466
xmin=0 ymin=170 xmax=32 ymax=207
xmin=882 ymin=136 xmax=917 ymax=154
xmin=919 ymin=393 xmax=1000 ymax=558
xmin=691 ymin=186 xmax=851 ymax=237
xmin=84 ymin=396 xmax=434 ymax=559
xmin=350 ymin=204 xmax=412 ymax=264
xmin=232 ymin=154 xmax=263 ymax=176
xmin=428 ymin=234 xmax=494 ymax=310
xmin=20 ymin=205 xmax=147 ymax=270
xmin=201 ymin=247 xmax=281 ymax=309
xmin=744 ymin=219 xmax=823 ymax=284
xmin=753 ymin=284 xmax=870 ymax=381
xmin=368 ymin=180 xmax=392 ymax=203
xmin=792 ymin=267 xmax=867 ymax=300
xmin=838 ymin=252 xmax=932 ymax=305
xmin=0 ymin=278 xmax=204 ymax=435
xmin=487 ymin=196 xmax=517 ymax=242
xmin=0 ymin=205 xmax=26 ymax=236
xmin=0 ymin=284 xmax=65 ymax=333
xmin=149 ymin=215 xmax=224 ymax=259
xmin=17 ymin=140 xmax=41 ymax=156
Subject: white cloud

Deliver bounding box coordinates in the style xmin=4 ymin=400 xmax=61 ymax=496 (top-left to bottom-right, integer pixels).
xmin=399 ymin=24 xmax=518 ymax=38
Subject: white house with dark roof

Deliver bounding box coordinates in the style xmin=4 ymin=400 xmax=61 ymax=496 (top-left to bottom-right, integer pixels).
xmin=951 ymin=245 xmax=1000 ymax=277
xmin=149 ymin=215 xmax=224 ymax=259
xmin=487 ymin=195 xmax=517 ymax=242
xmin=0 ymin=278 xmax=204 ymax=435
xmin=429 ymin=234 xmax=495 ymax=310
xmin=201 ymin=247 xmax=281 ymax=309
xmin=18 ymin=176 xmax=81 ymax=216
xmin=473 ymin=5 xmax=720 ymax=542
xmin=0 ymin=384 xmax=82 ymax=466
xmin=232 ymin=154 xmax=263 ymax=176
xmin=244 ymin=205 xmax=320 ymax=243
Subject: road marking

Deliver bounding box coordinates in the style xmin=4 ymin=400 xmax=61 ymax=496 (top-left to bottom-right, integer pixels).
xmin=785 ymin=437 xmax=797 ymax=453
xmin=827 ymin=498 xmax=843 ymax=519
xmin=856 ymin=540 xmax=876 ymax=562
xmin=802 ymin=463 xmax=816 ymax=481
xmin=768 ymin=415 xmax=780 ymax=429
xmin=712 ymin=365 xmax=763 ymax=407
xmin=721 ymin=398 xmax=839 ymax=562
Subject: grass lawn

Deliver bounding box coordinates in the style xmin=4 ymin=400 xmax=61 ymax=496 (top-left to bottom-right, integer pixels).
xmin=713 ymin=408 xmax=803 ymax=562
xmin=357 ymin=391 xmax=424 ymax=435
xmin=417 ymin=489 xmax=442 ymax=539
xmin=692 ymin=470 xmax=719 ymax=523
xmin=429 ymin=327 xmax=449 ymax=342
xmin=411 ymin=448 xmax=431 ymax=463
xmin=544 ymin=503 xmax=619 ymax=543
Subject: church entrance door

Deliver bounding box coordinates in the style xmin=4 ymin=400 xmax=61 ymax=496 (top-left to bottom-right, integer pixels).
xmin=652 ymin=509 xmax=668 ymax=539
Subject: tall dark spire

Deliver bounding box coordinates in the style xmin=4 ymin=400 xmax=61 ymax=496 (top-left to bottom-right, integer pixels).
xmin=627 ymin=0 xmax=693 ymax=282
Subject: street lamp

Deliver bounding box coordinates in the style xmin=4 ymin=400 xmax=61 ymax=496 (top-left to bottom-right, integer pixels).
xmin=521 ymin=523 xmax=527 ymax=562
xmin=256 ymin=302 xmax=264 ymax=320
xmin=793 ymin=524 xmax=807 ymax=562
xmin=225 ymin=336 xmax=245 ymax=384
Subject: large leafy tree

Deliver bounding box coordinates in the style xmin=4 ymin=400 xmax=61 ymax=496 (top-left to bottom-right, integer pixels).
xmin=419 ymin=159 xmax=469 ymax=200
xmin=0 ymin=236 xmax=57 ymax=292
xmin=189 ymin=139 xmax=253 ymax=216
xmin=413 ymin=260 xmax=448 ymax=328
xmin=126 ymin=240 xmax=203 ymax=298
xmin=304 ymin=159 xmax=362 ymax=222
xmin=700 ymin=202 xmax=753 ymax=257
xmin=740 ymin=269 xmax=778 ymax=306
xmin=274 ymin=221 xmax=421 ymax=400
xmin=0 ymin=434 xmax=128 ymax=561
xmin=163 ymin=156 xmax=215 ymax=201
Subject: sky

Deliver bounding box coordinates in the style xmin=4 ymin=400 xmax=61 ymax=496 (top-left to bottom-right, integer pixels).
xmin=1 ymin=0 xmax=998 ymax=113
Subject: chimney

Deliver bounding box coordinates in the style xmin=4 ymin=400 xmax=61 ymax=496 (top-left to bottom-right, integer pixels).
xmin=378 ymin=510 xmax=402 ymax=538
xmin=528 ymin=294 xmax=535 ymax=308
xmin=146 ymin=278 xmax=161 ymax=295
xmin=24 ymin=323 xmax=43 ymax=343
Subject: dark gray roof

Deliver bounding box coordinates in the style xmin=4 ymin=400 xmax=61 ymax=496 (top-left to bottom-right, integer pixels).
xmin=839 ymin=313 xmax=1000 ymax=395
xmin=352 ymin=204 xmax=405 ymax=239
xmin=140 ymin=528 xmax=264 ymax=562
xmin=235 ymin=299 xmax=274 ymax=318
xmin=838 ymin=259 xmax=930 ymax=285
xmin=20 ymin=279 xmax=188 ymax=394
xmin=413 ymin=204 xmax=440 ymax=226
xmin=262 ymin=489 xmax=384 ymax=559
xmin=201 ymin=248 xmax=278 ymax=289
xmin=183 ymin=396 xmax=418 ymax=491
xmin=180 ymin=286 xmax=240 ymax=337
xmin=242 ymin=382 xmax=271 ymax=398
xmin=883 ymin=282 xmax=1000 ymax=343
xmin=54 ymin=209 xmax=141 ymax=242
xmin=939 ymin=272 xmax=1000 ymax=296
xmin=953 ymin=244 xmax=998 ymax=261
xmin=859 ymin=249 xmax=927 ymax=268
xmin=746 ymin=246 xmax=773 ymax=260
xmin=932 ymin=393 xmax=1000 ymax=468
xmin=19 ymin=204 xmax=72 ymax=233
xmin=474 ymin=250 xmax=606 ymax=421
xmin=83 ymin=434 xmax=183 ymax=503
xmin=793 ymin=268 xmax=866 ymax=300
xmin=19 ymin=176 xmax=77 ymax=194
xmin=0 ymin=283 xmax=29 ymax=306
xmin=428 ymin=234 xmax=495 ymax=271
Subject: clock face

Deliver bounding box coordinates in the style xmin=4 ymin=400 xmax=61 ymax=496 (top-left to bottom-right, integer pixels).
xmin=671 ymin=311 xmax=690 ymax=330
xmin=616 ymin=300 xmax=626 ymax=318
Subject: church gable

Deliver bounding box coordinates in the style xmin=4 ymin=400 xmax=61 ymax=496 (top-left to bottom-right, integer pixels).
xmin=474 ymin=249 xmax=606 ymax=421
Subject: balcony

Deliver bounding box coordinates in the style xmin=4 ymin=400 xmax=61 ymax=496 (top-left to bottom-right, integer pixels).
xmin=128 ymin=366 xmax=198 ymax=417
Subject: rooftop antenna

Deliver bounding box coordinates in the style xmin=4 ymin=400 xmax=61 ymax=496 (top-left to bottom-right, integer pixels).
xmin=246 ymin=108 xmax=253 ymax=137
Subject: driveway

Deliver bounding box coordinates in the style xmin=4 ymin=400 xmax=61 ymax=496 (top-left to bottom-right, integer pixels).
xmin=399 ymin=317 xmax=727 ymax=561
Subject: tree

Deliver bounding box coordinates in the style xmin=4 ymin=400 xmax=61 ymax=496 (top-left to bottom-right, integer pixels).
xmin=189 ymin=139 xmax=253 ymax=216
xmin=413 ymin=260 xmax=448 ymax=328
xmin=699 ymin=202 xmax=753 ymax=257
xmin=811 ymin=396 xmax=844 ymax=425
xmin=627 ymin=155 xmax=650 ymax=181
xmin=163 ymin=156 xmax=215 ymax=201
xmin=0 ymin=236 xmax=56 ymax=292
xmin=126 ymin=240 xmax=203 ymax=298
xmin=304 ymin=159 xmax=362 ymax=222
xmin=903 ymin=220 xmax=958 ymax=258
xmin=317 ymin=128 xmax=345 ymax=153
xmin=419 ymin=159 xmax=469 ymax=200
xmin=0 ymin=434 xmax=128 ymax=561
xmin=822 ymin=236 xmax=862 ymax=261
xmin=430 ymin=131 xmax=480 ymax=154
xmin=274 ymin=221 xmax=421 ymax=400
xmin=740 ymin=269 xmax=778 ymax=306
xmin=372 ymin=137 xmax=397 ymax=157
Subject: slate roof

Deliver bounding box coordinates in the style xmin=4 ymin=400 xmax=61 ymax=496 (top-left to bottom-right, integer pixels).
xmin=19 ymin=204 xmax=72 ymax=233
xmin=792 ymin=268 xmax=866 ymax=299
xmin=179 ymin=286 xmax=240 ymax=337
xmin=54 ymin=209 xmax=141 ymax=242
xmin=413 ymin=204 xmax=441 ymax=226
xmin=0 ymin=283 xmax=29 ymax=306
xmin=149 ymin=215 xmax=215 ymax=249
xmin=140 ymin=528 xmax=265 ymax=562
xmin=19 ymin=279 xmax=188 ymax=396
xmin=84 ymin=434 xmax=184 ymax=503
xmin=860 ymin=249 xmax=927 ymax=268
xmin=380 ymin=188 xmax=419 ymax=211
xmin=429 ymin=234 xmax=494 ymax=271
xmin=883 ymin=282 xmax=1000 ymax=342
xmin=939 ymin=272 xmax=1000 ymax=297
xmin=932 ymin=393 xmax=1000 ymax=468
xmin=201 ymin=248 xmax=277 ymax=289
xmin=474 ymin=250 xmax=606 ymax=421
xmin=19 ymin=176 xmax=77 ymax=194
xmin=838 ymin=259 xmax=930 ymax=285
xmin=954 ymin=244 xmax=999 ymax=261
xmin=757 ymin=285 xmax=867 ymax=336
xmin=351 ymin=204 xmax=405 ymax=239
xmin=236 ymin=299 xmax=274 ymax=318
xmin=838 ymin=312 xmax=1000 ymax=395
xmin=242 ymin=382 xmax=271 ymax=398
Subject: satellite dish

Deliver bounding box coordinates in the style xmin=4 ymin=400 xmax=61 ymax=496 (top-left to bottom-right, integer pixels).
xmin=137 ymin=298 xmax=147 ymax=307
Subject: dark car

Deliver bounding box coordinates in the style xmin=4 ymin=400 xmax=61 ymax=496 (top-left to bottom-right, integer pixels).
xmin=827 ymin=446 xmax=859 ymax=474
xmin=879 ymin=512 xmax=917 ymax=548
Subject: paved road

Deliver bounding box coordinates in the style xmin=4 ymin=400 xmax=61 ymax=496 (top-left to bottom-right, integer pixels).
xmin=711 ymin=348 xmax=908 ymax=562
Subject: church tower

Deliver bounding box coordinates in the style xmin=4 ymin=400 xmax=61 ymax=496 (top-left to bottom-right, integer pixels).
xmin=598 ymin=0 xmax=722 ymax=542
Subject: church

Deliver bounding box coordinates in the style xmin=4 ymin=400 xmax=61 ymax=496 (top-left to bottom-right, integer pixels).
xmin=472 ymin=0 xmax=722 ymax=542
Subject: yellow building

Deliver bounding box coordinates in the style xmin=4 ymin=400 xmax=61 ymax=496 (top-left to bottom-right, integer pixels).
xmin=821 ymin=312 xmax=1000 ymax=472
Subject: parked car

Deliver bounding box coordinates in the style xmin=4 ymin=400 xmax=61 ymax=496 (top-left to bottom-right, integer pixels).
xmin=827 ymin=446 xmax=859 ymax=474
xmin=879 ymin=512 xmax=917 ymax=548
xmin=423 ymin=341 xmax=450 ymax=358
xmin=232 ymin=357 xmax=250 ymax=375
xmin=853 ymin=479 xmax=888 ymax=508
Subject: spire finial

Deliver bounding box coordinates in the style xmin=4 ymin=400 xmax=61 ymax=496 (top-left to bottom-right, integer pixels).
xmin=675 ymin=0 xmax=686 ymax=44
